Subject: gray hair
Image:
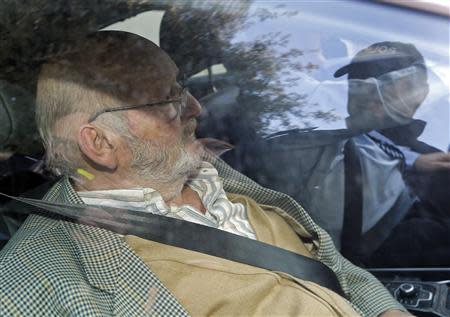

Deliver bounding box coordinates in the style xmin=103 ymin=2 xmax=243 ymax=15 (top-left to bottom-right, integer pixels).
xmin=35 ymin=31 xmax=161 ymax=176
xmin=35 ymin=61 xmax=131 ymax=176
xmin=35 ymin=31 xmax=186 ymax=183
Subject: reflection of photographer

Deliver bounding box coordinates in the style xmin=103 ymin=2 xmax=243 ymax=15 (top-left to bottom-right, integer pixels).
xmin=335 ymin=42 xmax=450 ymax=267
xmin=339 ymin=42 xmax=449 ymax=174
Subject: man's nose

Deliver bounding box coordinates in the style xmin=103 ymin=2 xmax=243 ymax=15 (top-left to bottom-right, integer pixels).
xmin=182 ymin=93 xmax=202 ymax=119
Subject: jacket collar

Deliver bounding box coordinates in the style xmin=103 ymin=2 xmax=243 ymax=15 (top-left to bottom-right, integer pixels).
xmin=45 ymin=176 xmax=124 ymax=294
xmin=48 ymin=158 xmax=321 ymax=291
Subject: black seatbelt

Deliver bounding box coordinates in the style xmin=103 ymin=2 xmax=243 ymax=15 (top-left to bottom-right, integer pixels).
xmin=0 ymin=192 xmax=345 ymax=297
xmin=342 ymin=139 xmax=363 ymax=259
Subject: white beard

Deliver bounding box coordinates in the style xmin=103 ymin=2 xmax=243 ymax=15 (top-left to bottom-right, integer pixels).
xmin=128 ymin=124 xmax=203 ymax=184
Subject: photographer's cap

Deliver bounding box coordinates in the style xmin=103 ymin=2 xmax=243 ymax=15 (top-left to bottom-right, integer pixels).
xmin=334 ymin=41 xmax=425 ymax=79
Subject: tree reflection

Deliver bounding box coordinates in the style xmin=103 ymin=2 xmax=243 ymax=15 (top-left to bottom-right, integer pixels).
xmin=161 ymin=1 xmax=338 ymax=135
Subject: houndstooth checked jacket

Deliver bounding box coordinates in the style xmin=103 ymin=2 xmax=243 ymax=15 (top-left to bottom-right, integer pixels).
xmin=0 ymin=158 xmax=404 ymax=316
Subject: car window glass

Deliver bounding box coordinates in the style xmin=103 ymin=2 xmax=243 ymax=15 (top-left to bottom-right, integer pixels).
xmin=1 ymin=0 xmax=449 ymax=272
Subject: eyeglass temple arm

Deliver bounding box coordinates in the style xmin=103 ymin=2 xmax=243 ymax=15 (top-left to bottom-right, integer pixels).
xmin=87 ymin=99 xmax=182 ymax=123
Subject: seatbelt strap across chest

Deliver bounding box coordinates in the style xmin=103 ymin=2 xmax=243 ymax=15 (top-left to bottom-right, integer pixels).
xmin=0 ymin=192 xmax=345 ymax=297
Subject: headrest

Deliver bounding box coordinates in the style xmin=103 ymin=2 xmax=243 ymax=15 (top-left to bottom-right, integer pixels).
xmin=0 ymin=81 xmax=42 ymax=156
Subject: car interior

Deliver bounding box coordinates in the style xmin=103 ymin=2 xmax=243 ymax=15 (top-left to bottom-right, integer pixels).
xmin=1 ymin=1 xmax=449 ymax=316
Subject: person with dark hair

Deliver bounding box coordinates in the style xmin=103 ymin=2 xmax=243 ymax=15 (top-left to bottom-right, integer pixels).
xmin=0 ymin=32 xmax=409 ymax=317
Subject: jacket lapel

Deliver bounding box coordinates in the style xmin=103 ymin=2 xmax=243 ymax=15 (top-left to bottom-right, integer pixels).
xmin=46 ymin=177 xmax=123 ymax=293
xmin=41 ymin=177 xmax=189 ymax=315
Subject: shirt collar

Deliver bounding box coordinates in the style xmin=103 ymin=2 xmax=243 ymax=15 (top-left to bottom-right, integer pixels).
xmin=77 ymin=161 xmax=222 ymax=216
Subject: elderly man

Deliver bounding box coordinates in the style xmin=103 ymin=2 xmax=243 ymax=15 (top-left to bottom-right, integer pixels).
xmin=0 ymin=31 xmax=408 ymax=317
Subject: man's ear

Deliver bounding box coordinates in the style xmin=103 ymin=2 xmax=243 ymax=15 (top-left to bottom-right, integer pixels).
xmin=77 ymin=124 xmax=118 ymax=170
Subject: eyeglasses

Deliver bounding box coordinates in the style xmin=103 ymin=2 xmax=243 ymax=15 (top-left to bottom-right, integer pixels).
xmin=88 ymin=87 xmax=189 ymax=123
